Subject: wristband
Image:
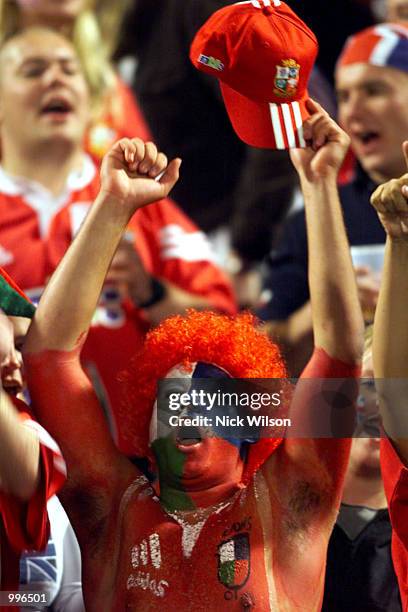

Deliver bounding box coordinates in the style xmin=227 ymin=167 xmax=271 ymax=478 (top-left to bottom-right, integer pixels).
xmin=137 ymin=277 xmax=166 ymax=309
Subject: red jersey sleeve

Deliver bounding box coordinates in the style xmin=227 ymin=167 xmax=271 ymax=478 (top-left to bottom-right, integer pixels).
xmin=0 ymin=409 xmax=66 ymax=553
xmin=130 ymin=198 xmax=237 ymax=314
xmin=381 ymin=436 xmax=408 ymax=610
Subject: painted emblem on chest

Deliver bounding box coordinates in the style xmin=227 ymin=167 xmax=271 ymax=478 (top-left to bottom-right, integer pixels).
xmin=127 ymin=533 xmax=169 ymax=598
xmin=274 ymin=59 xmax=300 ymax=97
xmin=131 ymin=533 xmax=162 ymax=569
xmin=217 ymin=532 xmax=250 ymax=600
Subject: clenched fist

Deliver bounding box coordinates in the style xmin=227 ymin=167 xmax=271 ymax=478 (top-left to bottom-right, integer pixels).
xmin=100 ymin=138 xmax=181 ymax=213
xmin=290 ymin=99 xmax=350 ymax=182
xmin=370 ymin=142 xmax=408 ymax=240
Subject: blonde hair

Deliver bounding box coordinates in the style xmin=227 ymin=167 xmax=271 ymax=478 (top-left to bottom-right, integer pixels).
xmin=0 ymin=0 xmax=131 ymax=118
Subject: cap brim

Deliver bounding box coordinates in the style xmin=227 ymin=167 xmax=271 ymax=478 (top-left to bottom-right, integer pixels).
xmin=220 ymin=82 xmax=310 ymax=149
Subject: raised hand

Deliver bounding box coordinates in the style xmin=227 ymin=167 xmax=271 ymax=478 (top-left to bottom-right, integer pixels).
xmin=290 ymin=99 xmax=350 ymax=182
xmin=370 ymin=142 xmax=408 ymax=240
xmin=100 ymin=138 xmax=181 ymax=213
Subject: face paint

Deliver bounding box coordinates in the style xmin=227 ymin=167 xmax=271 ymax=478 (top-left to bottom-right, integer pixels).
xmin=151 ymin=361 xmax=254 ymax=448
xmin=150 ymin=361 xmax=245 ymax=510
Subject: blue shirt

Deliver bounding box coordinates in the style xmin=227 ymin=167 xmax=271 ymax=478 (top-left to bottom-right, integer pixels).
xmin=258 ymin=166 xmax=385 ymax=321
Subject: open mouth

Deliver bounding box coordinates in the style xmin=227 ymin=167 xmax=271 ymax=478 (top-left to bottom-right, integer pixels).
xmin=176 ymin=425 xmax=203 ymax=448
xmin=40 ymin=97 xmax=73 ymax=116
xmin=2 ymin=380 xmax=22 ymax=397
xmin=355 ymin=131 xmax=380 ymax=147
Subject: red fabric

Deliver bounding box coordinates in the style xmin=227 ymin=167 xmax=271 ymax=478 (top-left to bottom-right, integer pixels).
xmin=381 ymin=437 xmax=408 ymax=611
xmin=0 ymin=401 xmax=66 ymax=596
xmin=338 ymin=148 xmax=357 ymax=186
xmin=190 ymin=0 xmax=318 ymax=149
xmin=85 ymin=79 xmax=152 ymax=162
xmin=24 ymin=344 xmax=358 ymax=610
xmin=0 ymin=178 xmax=100 ymax=292
xmin=0 ymin=267 xmax=32 ymax=303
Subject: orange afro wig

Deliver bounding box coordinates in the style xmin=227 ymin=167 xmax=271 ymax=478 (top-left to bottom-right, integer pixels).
xmin=119 ymin=310 xmax=287 ymax=479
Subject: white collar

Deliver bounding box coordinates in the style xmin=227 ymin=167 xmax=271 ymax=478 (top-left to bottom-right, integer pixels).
xmin=0 ymin=154 xmax=96 ymax=198
xmin=0 ymin=155 xmax=96 ymax=237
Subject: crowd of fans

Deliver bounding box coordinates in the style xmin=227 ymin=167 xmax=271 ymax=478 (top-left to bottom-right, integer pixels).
xmin=1 ymin=0 xmax=408 ymax=610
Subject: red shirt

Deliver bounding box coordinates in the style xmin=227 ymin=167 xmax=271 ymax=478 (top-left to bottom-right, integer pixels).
xmin=25 ymin=346 xmax=359 ymax=611
xmin=381 ymin=437 xmax=408 ymax=611
xmin=0 ymin=402 xmax=66 ymax=607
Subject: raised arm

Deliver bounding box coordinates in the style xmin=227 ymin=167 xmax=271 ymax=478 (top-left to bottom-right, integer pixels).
xmin=23 ymin=139 xmax=180 ymax=500
xmin=271 ymin=103 xmax=364 ymax=521
xmin=290 ymin=100 xmax=364 ymax=364
xmin=371 ymin=142 xmax=408 ymax=462
xmin=25 ymin=140 xmax=180 ymax=353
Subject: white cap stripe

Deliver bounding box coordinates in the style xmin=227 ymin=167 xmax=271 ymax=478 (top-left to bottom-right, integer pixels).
xmin=269 ymin=104 xmax=285 ymax=149
xmin=281 ymin=104 xmax=296 ymax=148
xmin=237 ymin=0 xmax=281 ymax=8
xmin=292 ymin=101 xmax=306 ymax=147
xmin=370 ymin=25 xmax=399 ymax=65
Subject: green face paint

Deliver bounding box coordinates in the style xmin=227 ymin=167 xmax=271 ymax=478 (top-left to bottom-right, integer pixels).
xmin=152 ymin=437 xmax=195 ymax=512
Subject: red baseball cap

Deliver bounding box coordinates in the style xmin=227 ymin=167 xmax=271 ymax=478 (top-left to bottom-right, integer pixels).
xmin=190 ymin=0 xmax=318 ymax=149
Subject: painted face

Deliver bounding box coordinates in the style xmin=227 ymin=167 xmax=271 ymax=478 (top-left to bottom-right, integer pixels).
xmin=336 ymin=63 xmax=408 ymax=183
xmin=0 ymin=29 xmax=90 ymax=154
xmin=150 ymin=362 xmax=245 ymax=498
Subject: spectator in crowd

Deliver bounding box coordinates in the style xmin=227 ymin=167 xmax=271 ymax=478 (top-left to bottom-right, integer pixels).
xmin=0 ymin=26 xmax=235 ymax=455
xmin=260 ymin=22 xmax=408 ymax=374
xmin=0 ymin=0 xmax=152 ymax=161
xmin=0 ymin=268 xmax=65 ymax=606
xmin=0 ymin=273 xmax=84 ymax=611
xmin=370 ymin=142 xmax=408 ymax=611
xmin=323 ymin=327 xmax=401 ymax=612
xmin=0 ymin=292 xmax=85 ymax=612
xmin=22 ymin=100 xmax=363 ymax=609
xmin=115 ymin=0 xmax=299 ymax=304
